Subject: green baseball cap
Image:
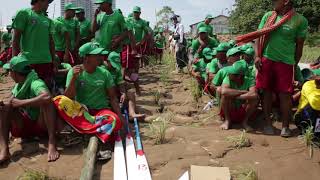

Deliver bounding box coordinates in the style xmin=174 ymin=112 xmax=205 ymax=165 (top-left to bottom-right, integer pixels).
xmin=133 ymin=6 xmax=141 ymax=13
xmin=4 ymin=55 xmax=31 ymax=73
xmin=198 ymin=27 xmax=208 ymax=33
xmin=64 ymin=3 xmax=78 ymax=11
xmin=95 ymin=0 xmax=112 ymax=4
xmin=76 ymin=7 xmax=85 ymax=14
xmin=108 ymin=52 xmax=121 ymax=70
xmin=227 ymin=47 xmax=242 ymax=57
xmin=227 ymin=60 xmax=248 ymax=75
xmin=206 ymin=14 xmax=214 ymax=19
xmin=101 ymin=50 xmax=110 ymax=55
xmin=216 ymin=42 xmax=231 ymax=52
xmin=244 ymin=48 xmax=255 ymax=56
xmin=79 ymin=43 xmax=105 ymax=58
xmin=212 ymin=48 xmax=217 ymax=56
xmin=202 ymin=48 xmax=214 ymax=60
xmin=228 ymin=40 xmax=236 ymax=47
xmin=239 ymin=43 xmax=253 ymax=51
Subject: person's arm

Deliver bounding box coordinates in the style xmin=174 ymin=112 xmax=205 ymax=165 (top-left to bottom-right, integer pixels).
xmin=64 ymin=32 xmax=71 ymax=63
xmin=12 ymin=29 xmax=22 ymax=56
xmin=107 ymin=87 xmax=125 ymax=126
xmin=49 ymin=34 xmax=55 ymax=62
xmin=11 ymin=91 xmax=52 ymax=108
xmin=75 ymin=26 xmax=80 ymax=51
xmin=221 ymin=84 xmax=247 ymax=97
xmin=64 ymin=66 xmax=82 ymax=98
xmin=91 ymin=9 xmax=101 ymax=35
xmin=295 ymin=38 xmax=305 ymax=65
xmin=237 ymin=87 xmax=257 ymax=100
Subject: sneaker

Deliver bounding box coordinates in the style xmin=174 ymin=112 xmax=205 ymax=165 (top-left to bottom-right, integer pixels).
xmin=280 ymin=128 xmax=292 ymax=138
xmin=263 ymin=126 xmax=275 ymax=135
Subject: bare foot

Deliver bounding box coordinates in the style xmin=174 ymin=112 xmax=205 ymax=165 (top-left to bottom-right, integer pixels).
xmin=0 ymin=148 xmax=10 ymax=164
xmin=131 ymin=114 xmax=146 ymax=121
xmin=47 ymin=144 xmax=60 ymax=162
xmin=220 ymin=121 xmax=230 ymax=130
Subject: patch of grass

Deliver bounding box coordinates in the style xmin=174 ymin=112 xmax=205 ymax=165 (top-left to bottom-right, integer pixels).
xmin=226 ymin=130 xmax=251 ymax=149
xmin=301 ymin=46 xmax=319 ymax=63
xmin=153 ymin=90 xmax=161 ymax=105
xmin=148 ymin=116 xmax=169 ymax=145
xmin=159 ymin=69 xmax=170 ymax=85
xmin=0 ymin=74 xmax=4 ymax=83
xmin=233 ymin=166 xmax=258 ymax=180
xmin=189 ymin=78 xmax=202 ymax=102
xmin=163 ymin=50 xmax=176 ymax=72
xmin=299 ymin=126 xmax=316 ymax=158
xmin=17 ymin=168 xmax=64 ymax=180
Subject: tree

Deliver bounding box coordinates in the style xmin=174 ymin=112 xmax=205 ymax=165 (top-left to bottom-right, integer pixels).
xmin=155 ymin=6 xmax=175 ymax=31
xmin=230 ymin=0 xmax=320 ymax=34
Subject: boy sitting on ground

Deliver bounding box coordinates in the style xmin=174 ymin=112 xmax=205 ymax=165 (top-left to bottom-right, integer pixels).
xmin=191 ymin=27 xmax=219 ymax=60
xmin=220 ymin=60 xmax=258 ymax=131
xmin=0 ymin=56 xmax=60 ymax=163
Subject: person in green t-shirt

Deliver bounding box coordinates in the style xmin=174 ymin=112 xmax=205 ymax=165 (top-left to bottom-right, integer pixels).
xmin=196 ymin=14 xmax=215 ymax=37
xmin=1 ymin=25 xmax=13 ymax=48
xmin=255 ymin=0 xmax=308 ymax=137
xmin=92 ymin=0 xmax=127 ymax=53
xmin=240 ymin=44 xmax=256 ymax=80
xmin=64 ymin=42 xmax=125 ymax=127
xmin=0 ymin=55 xmax=60 ymax=163
xmin=220 ymin=60 xmax=258 ymax=131
xmin=55 ymin=3 xmax=80 ymax=65
xmin=154 ymin=28 xmax=166 ymax=64
xmin=191 ymin=48 xmax=215 ymax=88
xmin=191 ymin=27 xmax=219 ymax=59
xmin=101 ymin=51 xmax=146 ymax=120
xmin=12 ymin=0 xmax=56 ymax=86
xmin=76 ymin=7 xmax=92 ymax=46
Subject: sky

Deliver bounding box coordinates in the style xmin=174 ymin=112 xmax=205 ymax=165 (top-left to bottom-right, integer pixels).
xmin=0 ymin=0 xmax=235 ymax=31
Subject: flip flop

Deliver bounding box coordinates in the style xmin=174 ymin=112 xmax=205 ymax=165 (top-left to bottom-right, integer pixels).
xmin=97 ymin=150 xmax=112 ymax=161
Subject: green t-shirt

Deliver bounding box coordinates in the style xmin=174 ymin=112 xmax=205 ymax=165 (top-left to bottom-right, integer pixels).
xmin=206 ymin=58 xmax=226 ymax=74
xmin=12 ymin=77 xmax=48 ymax=121
xmin=123 ymin=19 xmax=133 ymax=45
xmin=100 ymin=64 xmax=124 ymax=86
xmin=246 ymin=65 xmax=256 ymax=80
xmin=56 ymin=17 xmax=79 ymax=51
xmin=12 ymin=8 xmax=54 ymax=64
xmin=213 ymin=67 xmax=230 ymax=86
xmin=258 ymin=11 xmax=308 ymax=65
xmin=192 ymin=59 xmax=208 ymax=80
xmin=222 ymin=76 xmax=255 ymax=107
xmin=55 ymin=63 xmax=72 ymax=87
xmin=96 ymin=10 xmax=126 ymax=52
xmin=197 ymin=22 xmax=215 ymax=37
xmin=79 ymin=19 xmax=91 ymax=40
xmin=53 ymin=20 xmax=68 ymax=51
xmin=191 ymin=37 xmax=219 ymax=58
xmin=155 ymin=34 xmax=166 ymax=49
xmin=66 ymin=67 xmax=115 ymax=109
xmin=129 ymin=18 xmax=149 ymax=43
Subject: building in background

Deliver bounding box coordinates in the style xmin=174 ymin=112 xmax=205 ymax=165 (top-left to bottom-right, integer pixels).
xmin=60 ymin=0 xmax=116 ymax=19
xmin=189 ymin=15 xmax=230 ymax=38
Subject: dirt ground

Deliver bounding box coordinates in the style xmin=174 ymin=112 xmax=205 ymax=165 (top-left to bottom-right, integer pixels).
xmin=0 ymin=61 xmax=320 ymax=180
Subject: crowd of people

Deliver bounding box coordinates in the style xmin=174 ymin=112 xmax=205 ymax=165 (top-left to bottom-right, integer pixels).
xmin=0 ymin=0 xmax=319 ymax=168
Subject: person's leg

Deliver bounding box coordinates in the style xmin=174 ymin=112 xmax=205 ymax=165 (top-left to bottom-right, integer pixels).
xmin=279 ymin=92 xmax=292 ymax=136
xmin=0 ymin=106 xmax=12 ymax=163
xmin=220 ymin=95 xmax=232 ymax=130
xmin=243 ymin=98 xmax=258 ymax=131
xmin=38 ymin=102 xmax=60 ymax=162
xmin=263 ymin=90 xmax=274 ymax=133
xmin=127 ymin=91 xmax=145 ymax=121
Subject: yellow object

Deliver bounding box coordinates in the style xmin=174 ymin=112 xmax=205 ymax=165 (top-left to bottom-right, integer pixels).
xmin=297 ymin=80 xmax=320 ymax=113
xmin=53 ymin=95 xmax=86 ymax=118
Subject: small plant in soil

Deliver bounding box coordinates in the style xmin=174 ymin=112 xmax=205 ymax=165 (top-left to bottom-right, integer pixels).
xmin=159 ymin=70 xmax=170 ymax=85
xmin=0 ymin=74 xmax=4 ymax=83
xmin=148 ymin=116 xmax=169 ymax=145
xmin=233 ymin=166 xmax=258 ymax=180
xmin=17 ymin=168 xmax=64 ymax=180
xmin=226 ymin=130 xmax=251 ymax=149
xmin=299 ymin=126 xmax=316 ymax=158
xmin=153 ymin=90 xmax=161 ymax=105
xmin=190 ymin=79 xmax=202 ymax=102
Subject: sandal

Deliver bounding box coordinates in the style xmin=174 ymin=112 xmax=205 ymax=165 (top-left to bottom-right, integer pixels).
xmin=281 ymin=128 xmax=292 ymax=138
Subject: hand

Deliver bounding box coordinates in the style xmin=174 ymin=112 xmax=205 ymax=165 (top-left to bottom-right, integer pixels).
xmin=0 ymin=97 xmax=13 ymax=110
xmin=73 ymin=65 xmax=83 ymax=78
xmin=254 ymin=57 xmax=262 ymax=71
xmin=120 ymin=93 xmax=126 ymax=103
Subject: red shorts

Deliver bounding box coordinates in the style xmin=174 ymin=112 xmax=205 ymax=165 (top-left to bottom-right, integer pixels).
xmin=10 ymin=110 xmax=47 ymax=138
xmin=121 ymin=45 xmax=139 ymax=69
xmin=30 ymin=63 xmax=54 ymax=83
xmin=155 ymin=47 xmax=164 ymax=55
xmin=256 ymin=57 xmax=294 ymax=93
xmin=220 ymin=105 xmax=246 ymax=123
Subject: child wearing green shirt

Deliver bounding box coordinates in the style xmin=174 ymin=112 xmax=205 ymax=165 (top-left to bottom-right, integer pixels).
xmin=154 ymin=28 xmax=166 ymax=64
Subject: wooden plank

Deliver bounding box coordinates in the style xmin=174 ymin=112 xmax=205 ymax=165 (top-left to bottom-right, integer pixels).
xmin=80 ymin=136 xmax=99 ymax=180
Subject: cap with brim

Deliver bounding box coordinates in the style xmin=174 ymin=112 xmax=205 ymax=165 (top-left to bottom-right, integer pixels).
xmin=65 ymin=3 xmax=78 ymax=11
xmin=244 ymin=48 xmax=255 ymax=56
xmin=95 ymin=0 xmax=112 ymax=4
xmin=227 ymin=60 xmax=247 ymax=75
xmin=101 ymin=50 xmax=110 ymax=55
xmin=206 ymin=14 xmax=214 ymax=19
xmin=198 ymin=27 xmax=208 ymax=33
xmin=216 ymin=42 xmax=231 ymax=52
xmin=5 ymin=56 xmax=31 ymax=73
xmin=202 ymin=47 xmax=214 ymax=60
xmin=212 ymin=49 xmax=217 ymax=56
xmin=133 ymin=6 xmax=141 ymax=13
xmin=76 ymin=7 xmax=85 ymax=14
xmin=227 ymin=47 xmax=241 ymax=57
xmin=79 ymin=42 xmax=104 ymax=58
xmin=108 ymin=52 xmax=121 ymax=70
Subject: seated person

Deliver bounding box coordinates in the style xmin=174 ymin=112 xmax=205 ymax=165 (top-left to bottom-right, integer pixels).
xmin=64 ymin=43 xmax=125 ymax=127
xmin=0 ymin=56 xmax=59 ymax=163
xmin=53 ymin=55 xmax=72 ymax=95
xmin=191 ymin=48 xmax=215 ymax=88
xmin=220 ymin=60 xmax=258 ymax=131
xmin=239 ymin=45 xmax=256 ymax=79
xmin=102 ymin=51 xmax=146 ymax=120
xmin=191 ymin=27 xmax=219 ymax=60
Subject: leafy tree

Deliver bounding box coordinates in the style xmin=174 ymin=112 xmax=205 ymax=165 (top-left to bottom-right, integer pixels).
xmin=155 ymin=6 xmax=175 ymax=31
xmin=230 ymin=0 xmax=320 ymax=33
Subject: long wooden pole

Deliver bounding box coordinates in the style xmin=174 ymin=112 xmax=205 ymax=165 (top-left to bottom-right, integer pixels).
xmin=80 ymin=136 xmax=99 ymax=180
